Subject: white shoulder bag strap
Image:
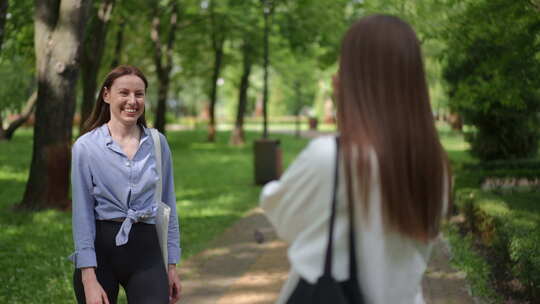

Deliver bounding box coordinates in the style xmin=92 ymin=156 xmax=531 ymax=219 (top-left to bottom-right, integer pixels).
xmin=150 ymin=128 xmax=170 ymax=270
xmin=151 ymin=129 xmax=163 ymax=203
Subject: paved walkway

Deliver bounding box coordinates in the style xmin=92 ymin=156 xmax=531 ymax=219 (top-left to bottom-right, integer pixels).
xmin=178 ymin=208 xmax=476 ymax=304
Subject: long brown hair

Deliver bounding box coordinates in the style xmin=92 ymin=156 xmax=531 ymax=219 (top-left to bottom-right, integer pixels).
xmin=82 ymin=65 xmax=148 ymax=134
xmin=337 ymin=15 xmax=451 ymax=242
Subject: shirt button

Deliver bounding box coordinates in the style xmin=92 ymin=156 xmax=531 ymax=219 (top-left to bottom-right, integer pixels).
xmin=126 ymin=162 xmax=130 ymax=167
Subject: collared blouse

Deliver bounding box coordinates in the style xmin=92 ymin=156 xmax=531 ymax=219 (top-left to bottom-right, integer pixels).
xmin=260 ymin=136 xmax=448 ymax=304
xmin=70 ymin=124 xmax=180 ymax=268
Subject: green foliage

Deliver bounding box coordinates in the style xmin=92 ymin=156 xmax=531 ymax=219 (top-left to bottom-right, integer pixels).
xmin=275 ymin=0 xmax=355 ymax=67
xmin=0 ymin=0 xmax=34 ymax=115
xmin=0 ymin=129 xmax=308 ymax=303
xmin=453 ymin=157 xmax=540 ymax=191
xmin=271 ymin=52 xmax=319 ymax=116
xmin=1 ymin=0 xmax=33 ymax=60
xmin=0 ymin=58 xmax=34 ymax=113
xmin=444 ymin=225 xmax=502 ymax=302
xmin=442 ymin=0 xmax=540 ymax=160
xmin=454 ymin=189 xmax=540 ymax=300
xmin=464 ymin=159 xmax=540 ymax=171
xmin=443 ymin=126 xmax=540 ymax=301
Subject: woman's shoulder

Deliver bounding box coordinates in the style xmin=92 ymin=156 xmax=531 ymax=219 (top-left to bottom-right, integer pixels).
xmin=302 ymin=135 xmax=337 ymax=162
xmin=73 ymin=127 xmax=103 ymax=150
xmin=288 ymin=135 xmax=338 ymax=176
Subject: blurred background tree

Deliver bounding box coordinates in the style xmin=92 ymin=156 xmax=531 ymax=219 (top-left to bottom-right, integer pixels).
xmin=442 ymin=0 xmax=540 ymax=160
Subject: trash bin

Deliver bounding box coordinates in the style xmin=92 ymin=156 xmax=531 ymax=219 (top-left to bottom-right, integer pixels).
xmin=308 ymin=117 xmax=318 ymax=130
xmin=254 ymin=138 xmax=282 ymax=185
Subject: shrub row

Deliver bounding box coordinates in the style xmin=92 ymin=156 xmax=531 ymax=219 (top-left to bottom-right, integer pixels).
xmin=463 ymin=159 xmax=540 ymax=171
xmin=455 ymin=189 xmax=540 ymax=300
xmin=444 ymin=225 xmax=502 ymax=302
xmin=454 ymin=166 xmax=540 ymax=190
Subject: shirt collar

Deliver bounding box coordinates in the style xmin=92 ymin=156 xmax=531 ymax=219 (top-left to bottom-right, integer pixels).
xmin=99 ymin=123 xmax=113 ymax=146
xmin=99 ymin=123 xmax=150 ymax=150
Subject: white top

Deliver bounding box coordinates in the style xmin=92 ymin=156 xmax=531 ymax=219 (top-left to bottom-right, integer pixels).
xmin=260 ymin=136 xmax=447 ymax=304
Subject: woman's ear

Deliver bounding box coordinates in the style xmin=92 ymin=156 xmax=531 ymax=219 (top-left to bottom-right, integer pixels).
xmin=103 ymin=87 xmax=111 ymax=104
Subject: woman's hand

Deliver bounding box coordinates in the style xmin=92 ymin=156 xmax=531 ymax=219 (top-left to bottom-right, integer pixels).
xmin=168 ymin=264 xmax=182 ymax=303
xmin=81 ymin=268 xmax=109 ymax=304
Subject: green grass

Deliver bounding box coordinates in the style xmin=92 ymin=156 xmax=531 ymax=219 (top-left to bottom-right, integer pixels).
xmin=444 ymin=225 xmax=502 ymax=302
xmin=0 ymin=128 xmax=308 ymax=303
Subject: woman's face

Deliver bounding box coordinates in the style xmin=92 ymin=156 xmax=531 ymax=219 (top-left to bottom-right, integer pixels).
xmin=103 ymin=74 xmax=145 ymax=126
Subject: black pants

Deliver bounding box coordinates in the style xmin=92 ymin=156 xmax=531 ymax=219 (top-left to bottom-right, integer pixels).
xmin=73 ymin=221 xmax=169 ymax=304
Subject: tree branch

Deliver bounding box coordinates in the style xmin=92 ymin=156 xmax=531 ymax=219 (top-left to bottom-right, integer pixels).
xmin=4 ymin=91 xmax=37 ymax=139
xmin=528 ymin=0 xmax=540 ymax=10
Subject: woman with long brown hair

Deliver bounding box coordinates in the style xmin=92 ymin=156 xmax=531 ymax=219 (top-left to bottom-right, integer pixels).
xmin=260 ymin=15 xmax=451 ymax=304
xmin=70 ymin=65 xmax=181 ymax=304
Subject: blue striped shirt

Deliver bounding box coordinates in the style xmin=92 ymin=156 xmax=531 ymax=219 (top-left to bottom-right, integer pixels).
xmin=70 ymin=124 xmax=180 ymax=268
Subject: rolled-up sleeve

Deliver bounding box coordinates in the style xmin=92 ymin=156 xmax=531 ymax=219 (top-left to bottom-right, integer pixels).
xmin=71 ymin=141 xmax=97 ymax=268
xmin=160 ymin=134 xmax=181 ymax=265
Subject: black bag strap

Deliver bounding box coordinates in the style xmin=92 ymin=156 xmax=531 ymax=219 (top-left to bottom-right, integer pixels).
xmin=323 ymin=137 xmax=358 ymax=280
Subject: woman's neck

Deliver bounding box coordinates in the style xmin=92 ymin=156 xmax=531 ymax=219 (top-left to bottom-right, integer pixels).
xmin=107 ymin=120 xmax=140 ymax=140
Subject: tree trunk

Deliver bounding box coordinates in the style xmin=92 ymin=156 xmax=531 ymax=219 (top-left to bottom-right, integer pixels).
xmin=0 ymin=91 xmax=37 ymax=140
xmin=208 ymin=43 xmax=223 ymax=142
xmin=80 ymin=0 xmax=115 ymax=134
xmin=207 ymin=0 xmax=225 ymax=142
xmin=20 ymin=0 xmax=90 ymax=210
xmin=0 ymin=0 xmax=8 ymax=51
xmin=230 ymin=43 xmax=252 ymax=146
xmin=0 ymin=115 xmax=5 ymax=138
xmin=154 ymin=74 xmax=170 ymax=134
xmin=261 ymin=6 xmax=271 ymax=139
xmin=151 ymin=2 xmax=179 ymax=135
xmin=110 ymin=18 xmax=124 ymax=68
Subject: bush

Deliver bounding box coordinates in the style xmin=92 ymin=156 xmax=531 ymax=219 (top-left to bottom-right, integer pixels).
xmin=455 ymin=159 xmax=540 ymax=190
xmin=444 ymin=225 xmax=502 ymax=302
xmin=463 ymin=159 xmax=540 ymax=171
xmin=454 ymin=189 xmax=540 ymax=300
xmin=442 ymin=0 xmax=540 ymax=161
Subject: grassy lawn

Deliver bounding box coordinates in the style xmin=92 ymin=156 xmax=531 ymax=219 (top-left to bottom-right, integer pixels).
xmin=0 ymin=128 xmax=308 ymax=303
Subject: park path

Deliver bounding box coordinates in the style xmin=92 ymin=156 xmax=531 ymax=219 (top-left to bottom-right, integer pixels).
xmin=178 ymin=129 xmax=477 ymax=304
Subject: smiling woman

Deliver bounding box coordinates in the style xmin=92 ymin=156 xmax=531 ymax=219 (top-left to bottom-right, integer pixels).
xmin=83 ymin=66 xmax=149 ymax=134
xmin=72 ymin=65 xmax=182 ymax=304
xmin=103 ymin=75 xmax=146 ymax=126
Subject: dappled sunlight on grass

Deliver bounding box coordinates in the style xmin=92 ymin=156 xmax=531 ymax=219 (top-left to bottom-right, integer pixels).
xmin=480 ymin=199 xmax=509 ymax=216
xmin=438 ymin=129 xmax=476 ymax=164
xmin=190 ymin=142 xmax=220 ymax=150
xmin=0 ymin=167 xmax=28 ymax=179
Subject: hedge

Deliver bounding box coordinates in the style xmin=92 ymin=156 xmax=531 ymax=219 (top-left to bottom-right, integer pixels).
xmin=455 ymin=189 xmax=540 ymax=300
